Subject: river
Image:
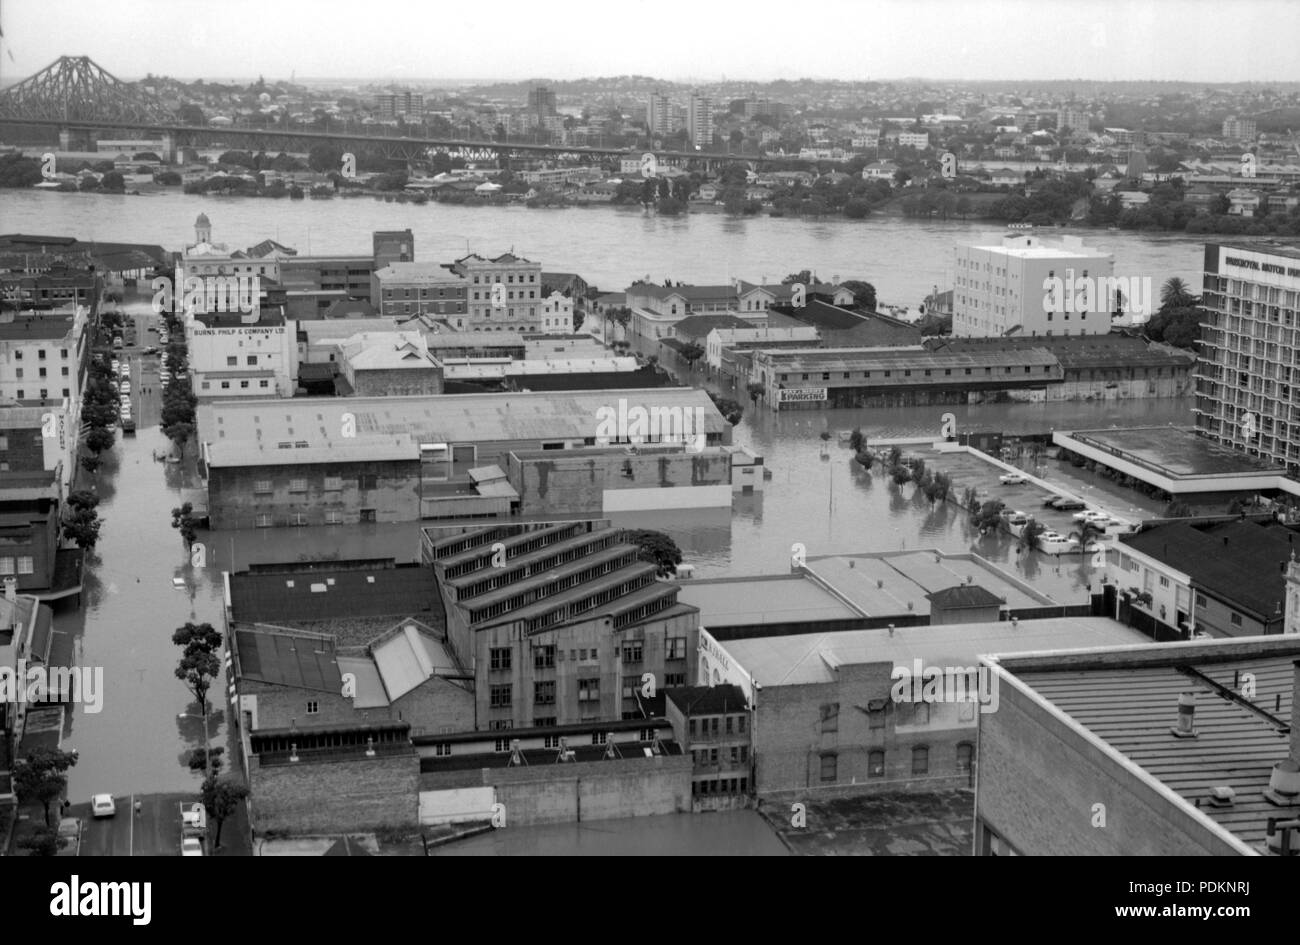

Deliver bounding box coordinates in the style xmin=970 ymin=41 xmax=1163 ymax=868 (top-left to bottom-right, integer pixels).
xmin=0 ymin=190 xmax=1199 ymax=827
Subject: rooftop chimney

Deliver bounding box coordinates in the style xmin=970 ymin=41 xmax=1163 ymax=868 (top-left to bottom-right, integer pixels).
xmin=1171 ymin=691 xmax=1198 ymax=738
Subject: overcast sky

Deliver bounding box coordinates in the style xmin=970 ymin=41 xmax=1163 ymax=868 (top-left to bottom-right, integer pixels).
xmin=1 ymin=0 xmax=1296 ymax=85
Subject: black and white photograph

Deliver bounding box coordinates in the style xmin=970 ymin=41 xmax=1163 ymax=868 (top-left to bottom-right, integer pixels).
xmin=0 ymin=0 xmax=1292 ymax=909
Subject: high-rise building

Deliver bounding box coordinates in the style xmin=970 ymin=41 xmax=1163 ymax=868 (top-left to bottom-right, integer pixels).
xmin=1056 ymin=105 xmax=1090 ymax=136
xmin=1194 ymin=243 xmax=1300 ymax=474
xmin=687 ymin=92 xmax=713 ymax=149
xmin=953 ymin=233 xmax=1116 ymax=338
xmin=375 ymin=90 xmax=424 ymax=120
xmin=1222 ymin=115 xmax=1257 ymax=141
xmin=528 ymin=85 xmax=557 ymax=118
xmin=646 ymin=91 xmax=673 ymax=137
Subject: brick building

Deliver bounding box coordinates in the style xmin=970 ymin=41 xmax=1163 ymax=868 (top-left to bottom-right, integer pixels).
xmin=665 ymin=684 xmax=753 ymax=807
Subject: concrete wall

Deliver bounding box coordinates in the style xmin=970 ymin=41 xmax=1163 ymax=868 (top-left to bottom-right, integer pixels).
xmin=419 ymin=754 xmax=692 ymax=826
xmin=208 ymin=458 xmax=421 ymax=529
xmin=249 ymin=750 xmax=419 ymax=833
xmin=976 ymin=672 xmax=1244 ymax=855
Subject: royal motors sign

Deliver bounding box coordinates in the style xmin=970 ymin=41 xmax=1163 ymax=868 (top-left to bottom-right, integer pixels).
xmin=777 ymin=387 xmax=828 ymax=404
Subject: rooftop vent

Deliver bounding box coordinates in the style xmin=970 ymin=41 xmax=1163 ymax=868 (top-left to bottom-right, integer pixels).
xmin=1170 ymin=691 xmax=1198 ymax=739
xmin=1207 ymin=786 xmax=1236 ymax=808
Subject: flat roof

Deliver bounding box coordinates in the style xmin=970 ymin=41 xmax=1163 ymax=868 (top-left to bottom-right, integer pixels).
xmin=1068 ymin=427 xmax=1283 ymax=478
xmin=199 ymin=388 xmax=727 ymax=461
xmin=1000 ymin=637 xmax=1300 ymax=849
xmin=677 ymin=573 xmax=862 ymax=627
xmin=724 ymin=616 xmax=1145 ymax=686
xmin=804 ymin=551 xmax=1050 ymax=616
xmin=229 ymin=562 xmax=439 ymax=624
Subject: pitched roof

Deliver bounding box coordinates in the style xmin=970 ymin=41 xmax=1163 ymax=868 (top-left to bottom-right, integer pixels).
xmin=233 ymin=628 xmax=341 ymax=693
xmin=672 ymin=314 xmax=751 ymax=339
xmin=926 ymin=585 xmax=1006 ymax=608
xmin=1120 ymin=520 xmax=1296 ymax=619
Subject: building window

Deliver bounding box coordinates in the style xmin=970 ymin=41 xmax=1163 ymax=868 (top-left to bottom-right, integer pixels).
xmin=956 ymin=742 xmax=974 ymax=773
xmin=665 ymin=673 xmax=685 ymax=686
xmin=255 ymin=513 xmax=272 ymax=528
xmin=489 ymin=685 xmax=512 ymax=708
xmin=221 ymin=381 xmax=230 ymax=390
xmin=867 ymin=700 xmax=886 ymax=729
xmin=667 ymin=637 xmax=686 ymax=660
xmin=688 ymin=718 xmax=696 ymax=736
xmin=0 ymin=558 xmax=12 ymax=575
xmin=591 ymin=732 xmax=607 ymax=745
xmin=489 ymin=647 xmax=511 ymax=671
xmin=820 ymin=702 xmax=839 ymax=733
xmin=306 ymin=701 xmax=319 ymax=714
xmin=226 ymin=357 xmax=237 ymax=366
xmin=622 ymin=641 xmax=643 ymax=662
xmin=737 ymin=715 xmax=746 ymax=733
xmin=1230 ymin=612 xmax=1243 ymax=627
xmin=534 ymin=645 xmax=555 ymax=669
xmin=819 ymin=752 xmax=837 ymax=782
xmin=914 ymin=702 xmax=931 ymax=725
xmin=868 ymin=750 xmax=885 ymax=777
xmin=254 ymin=480 xmax=272 ymax=493
xmin=1195 ymin=594 xmax=1207 ymax=608
xmin=578 ymin=678 xmax=599 ymax=702
xmin=912 ymin=745 xmax=929 ymax=775
xmin=358 ymin=474 xmax=378 ymax=490
xmin=1159 ymin=576 xmax=1170 ymax=588
xmin=247 ymin=355 xmax=258 ymax=366
xmin=259 ymin=380 xmax=269 ymax=388
xmin=534 ymin=681 xmax=555 ymax=705
xmin=323 ymin=476 xmax=342 ymax=491
xmin=434 ymin=743 xmax=452 ymax=757
xmin=288 ymin=478 xmax=307 ymax=493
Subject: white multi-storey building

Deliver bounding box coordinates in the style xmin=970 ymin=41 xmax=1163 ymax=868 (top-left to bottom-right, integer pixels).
xmin=687 ymin=93 xmax=713 ymax=149
xmin=953 ymin=233 xmax=1116 ymax=338
xmin=186 ymin=310 xmax=298 ymax=399
xmin=451 ymin=253 xmax=544 ymax=332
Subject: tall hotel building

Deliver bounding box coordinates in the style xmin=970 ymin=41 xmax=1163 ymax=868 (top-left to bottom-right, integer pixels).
xmin=952 ymin=233 xmax=1115 ymax=338
xmin=1194 ymin=243 xmax=1300 ymax=474
xmin=687 ymin=92 xmax=713 ymax=149
xmin=646 ymin=91 xmax=673 ymax=137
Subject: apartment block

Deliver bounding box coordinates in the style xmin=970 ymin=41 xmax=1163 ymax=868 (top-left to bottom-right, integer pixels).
xmin=687 ymin=92 xmax=713 ymax=149
xmin=1194 ymin=243 xmax=1300 ymax=473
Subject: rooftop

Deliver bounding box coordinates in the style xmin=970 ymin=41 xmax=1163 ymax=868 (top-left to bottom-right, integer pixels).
xmin=995 ymin=636 xmax=1300 ymax=850
xmin=228 ymin=561 xmax=438 ymax=624
xmin=1066 ymin=427 xmax=1284 ymax=478
xmin=724 ymin=616 xmax=1145 ymax=687
xmin=233 ymin=627 xmax=341 ymax=694
xmin=664 ymin=684 xmax=749 ymax=715
xmin=676 ymin=573 xmax=863 ymax=628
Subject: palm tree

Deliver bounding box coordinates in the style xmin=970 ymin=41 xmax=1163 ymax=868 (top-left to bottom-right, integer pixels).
xmin=1068 ymin=520 xmax=1105 ymax=555
xmin=1160 ymin=277 xmax=1194 ymax=312
xmin=1020 ymin=518 xmax=1047 ymax=552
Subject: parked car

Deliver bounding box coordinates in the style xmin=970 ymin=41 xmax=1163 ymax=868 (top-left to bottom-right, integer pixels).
xmin=119 ymin=380 xmax=130 ymax=393
xmin=56 ymin=816 xmax=82 ymax=856
xmin=1001 ymin=510 xmax=1030 ymax=526
xmin=142 ymin=346 xmax=159 ymax=355
xmin=1049 ymin=496 xmax=1087 ymax=511
xmin=90 ymin=794 xmax=116 ymax=818
xmin=112 ymin=337 xmax=123 ymax=350
xmin=1072 ymin=510 xmax=1110 ymax=524
xmin=110 ymin=359 xmax=121 ymax=375
xmin=181 ymin=837 xmax=204 ymax=857
xmin=999 ymin=472 xmax=1029 ymax=485
xmin=180 ymin=802 xmax=207 ymax=837
xmin=122 ymin=418 xmax=136 ymax=435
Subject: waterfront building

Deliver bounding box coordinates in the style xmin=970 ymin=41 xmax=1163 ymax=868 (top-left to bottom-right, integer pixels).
xmin=953 ymin=232 xmax=1117 ymax=338
xmin=180 ymin=215 xmax=293 ymax=284
xmin=975 ymin=634 xmax=1300 ymax=855
xmin=370 ymin=262 xmax=468 ymax=320
xmin=626 ymin=283 xmax=770 ymax=340
xmin=186 ymin=309 xmax=297 ymax=400
xmin=665 ymin=685 xmax=753 ymax=808
xmin=1195 ymin=243 xmax=1300 ymax=474
xmin=196 ymin=388 xmax=729 ymax=528
xmin=451 ymin=253 xmax=543 ymax=332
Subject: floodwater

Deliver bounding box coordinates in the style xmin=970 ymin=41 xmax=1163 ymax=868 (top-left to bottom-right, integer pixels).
xmin=5 ymin=192 xmax=1194 ymax=806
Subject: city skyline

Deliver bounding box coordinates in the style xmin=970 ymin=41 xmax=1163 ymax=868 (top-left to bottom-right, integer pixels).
xmin=1 ymin=0 xmax=1299 ymax=85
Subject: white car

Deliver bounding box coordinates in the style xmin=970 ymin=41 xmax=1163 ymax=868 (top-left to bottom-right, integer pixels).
xmin=1071 ymin=509 xmax=1108 ymax=523
xmin=999 ymin=472 xmax=1029 ymax=485
xmin=181 ymin=837 xmax=204 ymax=856
xmin=90 ymin=794 xmax=116 ymax=818
xmin=119 ymin=381 xmax=131 ymax=394
xmin=110 ymin=359 xmax=121 ymax=375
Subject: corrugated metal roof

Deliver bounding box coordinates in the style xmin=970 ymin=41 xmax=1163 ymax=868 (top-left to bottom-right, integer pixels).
xmin=335 ymin=655 xmax=389 ymax=708
xmin=234 ymin=628 xmax=341 ymax=693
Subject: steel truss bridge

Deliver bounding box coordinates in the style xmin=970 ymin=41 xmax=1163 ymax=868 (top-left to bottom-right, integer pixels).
xmin=0 ymin=56 xmax=812 ymax=167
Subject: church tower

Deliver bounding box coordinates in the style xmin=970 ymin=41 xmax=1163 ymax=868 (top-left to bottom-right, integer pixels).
xmin=194 ymin=212 xmax=211 ymax=246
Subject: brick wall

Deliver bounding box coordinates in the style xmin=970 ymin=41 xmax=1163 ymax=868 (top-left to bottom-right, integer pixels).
xmin=0 ymin=426 xmax=46 ymax=473
xmin=249 ymin=750 xmax=419 ymax=833
xmin=352 ymin=367 xmax=444 ymax=397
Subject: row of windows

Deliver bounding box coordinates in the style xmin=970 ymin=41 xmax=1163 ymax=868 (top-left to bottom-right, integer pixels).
xmin=201 ymin=379 xmax=270 ymax=391
xmin=692 ymin=777 xmax=748 ymax=795
xmin=688 ymin=715 xmax=747 ymax=736
xmin=225 ymin=355 xmax=262 ymax=366
xmin=819 ymin=743 xmax=973 ymax=781
xmin=11 ymin=389 xmax=70 ymax=400
xmin=693 ymin=745 xmax=749 ymax=766
xmin=12 ymin=349 xmax=70 ymax=360
xmin=782 ymin=365 xmax=1053 ymax=382
xmin=11 ymin=367 xmax=70 ymax=378
xmin=470 ymin=273 xmax=538 ymax=284
xmin=253 ymin=509 xmax=376 ymax=527
xmin=0 ymin=557 xmax=36 ymax=575
xmin=471 ymin=290 xmax=536 ymax=301
xmin=252 ymin=475 xmax=372 ymax=493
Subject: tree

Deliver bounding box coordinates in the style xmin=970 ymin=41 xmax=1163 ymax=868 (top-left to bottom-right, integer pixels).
xmin=163 ymin=421 xmax=196 ymax=457
xmin=745 ymin=381 xmax=765 ymax=403
xmin=98 ymin=172 xmax=126 ymax=193
xmin=19 ymin=825 xmax=63 ymax=856
xmin=887 ymin=445 xmax=903 ymax=468
xmin=80 ymin=455 xmax=102 ymax=475
xmin=1160 ymin=277 xmax=1194 ymax=311
xmin=848 ymin=428 xmax=867 ymax=453
xmin=172 ymin=502 xmax=199 ymax=549
xmin=173 ymin=622 xmax=223 ymax=776
xmin=67 ymin=490 xmax=100 ymax=512
xmin=910 ymin=457 xmax=928 ymax=485
xmin=679 ymin=342 xmax=705 ymax=367
xmin=62 ymin=508 xmax=103 ymax=550
xmin=84 ymin=426 xmax=115 ymax=456
xmin=782 ymin=270 xmax=813 ymax=285
xmin=971 ymin=499 xmax=1006 ymax=533
xmin=708 ymin=391 xmax=743 ymax=425
xmin=1020 ymin=518 xmax=1047 ymax=552
xmin=890 ymin=465 xmax=913 ymax=487
xmin=840 ymin=280 xmax=877 ymax=311
xmin=200 ymin=774 xmax=249 ymax=849
xmin=1068 ymin=520 xmax=1105 ymax=554
xmin=13 ymin=747 xmax=78 ymax=826
xmin=624 ymin=529 xmax=683 ymax=577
